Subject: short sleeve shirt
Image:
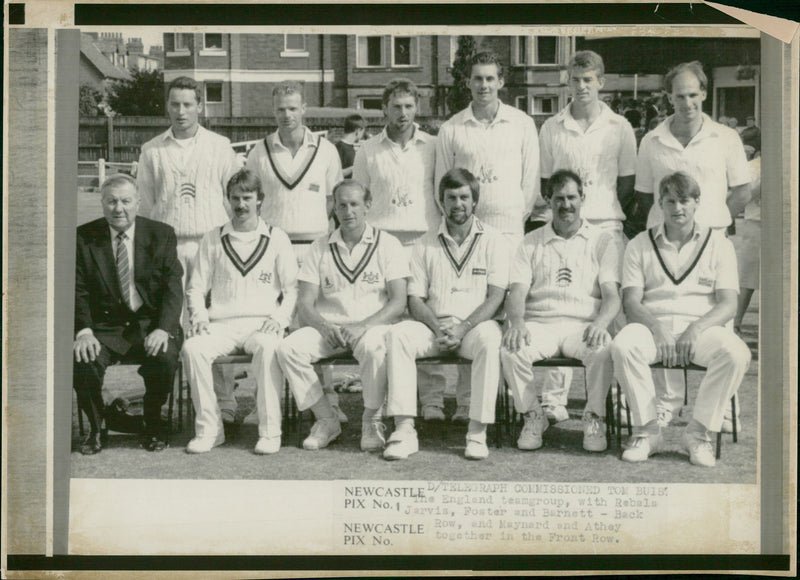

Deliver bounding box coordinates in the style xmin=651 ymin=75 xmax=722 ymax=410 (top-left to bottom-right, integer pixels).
xmin=635 ymin=114 xmax=750 ymax=228
xmin=408 ymin=217 xmax=510 ymax=321
xmin=299 ymin=224 xmax=409 ymax=325
xmin=510 ymin=220 xmax=622 ymax=322
xmin=622 ymin=224 xmax=739 ymax=331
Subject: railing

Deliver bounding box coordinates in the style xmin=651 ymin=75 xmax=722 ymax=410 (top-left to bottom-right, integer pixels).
xmin=78 ymin=159 xmax=138 ymax=190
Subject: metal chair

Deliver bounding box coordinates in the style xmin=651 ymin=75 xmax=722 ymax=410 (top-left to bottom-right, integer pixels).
xmin=294 ymin=354 xmax=507 ymax=449
xmin=615 ymin=362 xmax=738 ymax=459
xmin=506 ymin=357 xmax=618 ymax=447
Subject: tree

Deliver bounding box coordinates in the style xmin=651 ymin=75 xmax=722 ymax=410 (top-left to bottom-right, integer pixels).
xmin=79 ymin=83 xmax=104 ymax=117
xmin=106 ymin=69 xmax=165 ymax=116
xmin=445 ymin=35 xmax=477 ymax=117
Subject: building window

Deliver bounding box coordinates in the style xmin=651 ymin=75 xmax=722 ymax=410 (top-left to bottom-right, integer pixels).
xmin=514 ymin=36 xmax=560 ymax=65
xmin=205 ymin=82 xmax=223 ymax=104
xmin=392 ymin=36 xmax=419 ymax=67
xmin=174 ymin=33 xmax=189 ymax=51
xmin=515 ymin=95 xmax=530 ymax=114
xmin=358 ymin=97 xmax=383 ymax=110
xmin=357 ymin=36 xmax=385 ymax=68
xmin=534 ymin=95 xmax=558 ymax=114
xmin=536 ymin=36 xmax=558 ymax=65
xmin=285 ymin=34 xmax=305 ymax=52
xmin=204 ymin=34 xmax=223 ymax=50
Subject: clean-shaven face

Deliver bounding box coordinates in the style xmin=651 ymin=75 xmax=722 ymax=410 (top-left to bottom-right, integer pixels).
xmin=469 ymin=63 xmax=504 ymax=107
xmin=167 ymin=88 xmax=202 ymax=135
xmin=668 ymin=71 xmax=707 ymax=123
xmin=334 ymin=185 xmax=370 ymax=234
xmin=442 ymin=185 xmax=474 ymax=226
xmin=569 ymin=67 xmax=605 ymax=106
xmin=102 ymin=181 xmax=140 ymax=232
xmin=660 ymin=190 xmax=698 ymax=228
xmin=383 ymin=92 xmax=417 ymax=135
xmin=273 ymin=92 xmax=306 ymax=132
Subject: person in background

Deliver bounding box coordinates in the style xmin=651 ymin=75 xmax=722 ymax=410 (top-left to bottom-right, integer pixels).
xmin=352 ymin=78 xmax=448 ymax=422
xmin=733 ymin=140 xmax=761 ymax=337
xmin=136 ymin=76 xmax=241 ymax=431
xmin=531 ymin=50 xmax=634 ymax=425
xmin=336 ymin=114 xmax=366 ymax=178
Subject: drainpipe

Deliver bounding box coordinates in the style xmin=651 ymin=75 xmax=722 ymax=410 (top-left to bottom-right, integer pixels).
xmin=319 ymin=34 xmax=325 ymax=107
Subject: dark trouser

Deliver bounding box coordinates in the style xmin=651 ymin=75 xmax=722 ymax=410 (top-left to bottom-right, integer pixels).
xmin=73 ymin=339 xmax=181 ymax=438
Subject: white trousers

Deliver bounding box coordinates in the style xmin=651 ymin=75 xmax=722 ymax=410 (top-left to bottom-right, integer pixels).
xmin=182 ymin=318 xmax=284 ymax=439
xmin=610 ymin=323 xmax=750 ymax=433
xmin=277 ymin=325 xmax=391 ymax=412
xmin=500 ymin=320 xmax=614 ymax=418
xmin=386 ymin=320 xmax=502 ymax=424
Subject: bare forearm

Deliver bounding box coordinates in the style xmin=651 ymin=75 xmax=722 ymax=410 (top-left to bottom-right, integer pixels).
xmin=409 ymin=298 xmax=442 ymax=334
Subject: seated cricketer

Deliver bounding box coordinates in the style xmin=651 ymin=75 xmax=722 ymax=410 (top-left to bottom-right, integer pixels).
xmin=182 ymin=168 xmax=298 ymax=455
xmin=610 ymin=171 xmax=750 ymax=467
xmin=383 ymin=168 xmax=509 ymax=461
xmin=501 ymin=169 xmax=622 ymax=453
xmin=73 ymin=173 xmax=183 ymax=454
xmin=277 ymin=179 xmax=408 ymax=451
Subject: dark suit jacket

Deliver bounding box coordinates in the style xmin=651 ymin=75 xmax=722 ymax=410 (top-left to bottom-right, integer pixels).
xmin=75 ymin=216 xmax=183 ymax=355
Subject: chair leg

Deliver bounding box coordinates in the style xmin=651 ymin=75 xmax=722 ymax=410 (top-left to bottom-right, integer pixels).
xmin=166 ymin=388 xmax=174 ymax=445
xmin=178 ymin=364 xmax=184 ymax=431
xmin=616 ymin=382 xmax=622 ymax=449
xmin=730 ymin=395 xmax=738 ymax=443
xmin=716 ymin=431 xmax=722 ymax=460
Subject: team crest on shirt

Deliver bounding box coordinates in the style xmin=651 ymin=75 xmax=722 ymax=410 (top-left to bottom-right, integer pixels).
xmin=361 ymin=271 xmax=380 ymax=285
xmin=556 ymin=266 xmax=573 ymax=287
xmin=258 ymin=271 xmax=272 ymax=285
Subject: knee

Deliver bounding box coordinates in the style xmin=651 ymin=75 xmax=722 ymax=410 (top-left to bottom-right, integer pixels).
xmin=717 ymin=334 xmax=752 ymax=368
xmin=181 ymin=335 xmax=205 ymax=359
xmin=249 ymin=332 xmax=280 ymax=355
xmin=474 ymin=321 xmax=502 ymax=352
xmin=499 ymin=347 xmax=519 ymax=369
xmin=360 ymin=328 xmax=388 ymax=358
xmin=609 ymin=324 xmax=645 ymax=360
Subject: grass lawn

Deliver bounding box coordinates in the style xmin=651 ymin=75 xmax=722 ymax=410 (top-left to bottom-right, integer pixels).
xmin=70 ymin=317 xmax=758 ymax=484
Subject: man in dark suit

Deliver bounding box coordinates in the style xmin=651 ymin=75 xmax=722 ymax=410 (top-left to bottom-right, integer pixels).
xmin=73 ymin=173 xmax=183 ymax=454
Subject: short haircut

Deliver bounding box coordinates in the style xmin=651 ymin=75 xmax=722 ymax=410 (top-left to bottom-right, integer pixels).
xmin=226 ymin=168 xmax=265 ymax=202
xmin=438 ymin=168 xmax=480 ymax=206
xmin=167 ymin=76 xmax=202 ymax=104
xmin=658 ymin=171 xmax=701 ymax=202
xmin=100 ymin=173 xmax=138 ymax=197
xmin=624 ymin=108 xmax=642 ymax=127
xmin=332 ymin=178 xmax=371 ymax=205
xmin=470 ymin=51 xmax=504 ymax=79
xmin=544 ymin=169 xmax=583 ymax=200
xmin=382 ymin=78 xmax=420 ymax=106
xmin=344 ymin=114 xmax=366 ymax=133
xmin=664 ymin=61 xmax=707 ymax=93
xmin=272 ymin=80 xmax=305 ymax=102
xmin=746 ymin=115 xmax=755 ymax=121
xmin=569 ymin=50 xmax=605 ymax=77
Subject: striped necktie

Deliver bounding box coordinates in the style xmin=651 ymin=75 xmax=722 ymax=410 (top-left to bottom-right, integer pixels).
xmin=116 ymin=231 xmax=131 ymax=309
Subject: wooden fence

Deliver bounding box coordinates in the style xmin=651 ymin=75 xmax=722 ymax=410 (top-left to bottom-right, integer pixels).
xmin=78 ymin=113 xmax=552 ymax=164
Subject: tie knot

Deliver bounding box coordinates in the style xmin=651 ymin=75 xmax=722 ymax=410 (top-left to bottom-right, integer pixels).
xmin=117 ymin=232 xmax=127 ymax=242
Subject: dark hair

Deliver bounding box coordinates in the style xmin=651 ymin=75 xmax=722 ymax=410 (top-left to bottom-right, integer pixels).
xmin=382 ymin=78 xmax=420 ymax=106
xmin=569 ymin=50 xmax=604 ymax=77
xmin=658 ymin=171 xmax=701 ymax=202
xmin=664 ymin=61 xmax=707 ymax=93
xmin=332 ymin=178 xmax=372 ymax=205
xmin=624 ymin=109 xmax=642 ymax=128
xmin=438 ymin=168 xmax=480 ymax=206
xmin=100 ymin=173 xmax=138 ymax=197
xmin=344 ymin=114 xmax=366 ymax=133
xmin=167 ymin=76 xmax=202 ymax=104
xmin=226 ymin=168 xmax=265 ymax=202
xmin=544 ymin=169 xmax=583 ymax=200
xmin=470 ymin=51 xmax=504 ymax=79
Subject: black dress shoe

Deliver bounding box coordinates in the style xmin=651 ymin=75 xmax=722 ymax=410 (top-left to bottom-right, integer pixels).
xmin=80 ymin=432 xmax=103 ymax=455
xmin=142 ymin=435 xmax=168 ymax=452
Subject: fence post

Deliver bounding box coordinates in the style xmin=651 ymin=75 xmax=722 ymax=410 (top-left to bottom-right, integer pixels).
xmin=106 ymin=114 xmax=115 ymax=162
xmin=98 ymin=158 xmax=106 ymax=186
